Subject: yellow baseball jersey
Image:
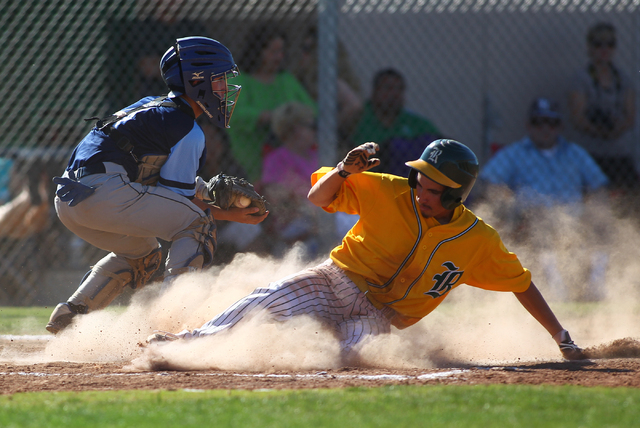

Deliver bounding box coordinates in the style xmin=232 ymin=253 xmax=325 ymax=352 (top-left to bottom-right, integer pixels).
xmin=311 ymin=167 xmax=531 ymax=328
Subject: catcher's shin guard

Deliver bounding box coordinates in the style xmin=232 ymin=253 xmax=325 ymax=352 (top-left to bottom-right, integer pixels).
xmin=128 ymin=246 xmax=164 ymax=289
xmin=45 ymin=248 xmax=163 ymax=334
xmin=164 ymin=213 xmax=217 ymax=283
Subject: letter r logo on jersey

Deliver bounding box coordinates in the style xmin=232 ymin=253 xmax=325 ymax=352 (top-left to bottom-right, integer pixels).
xmin=425 ymin=261 xmax=464 ymax=298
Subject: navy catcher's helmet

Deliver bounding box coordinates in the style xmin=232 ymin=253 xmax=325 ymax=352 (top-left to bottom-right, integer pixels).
xmin=405 ymin=139 xmax=479 ymax=210
xmin=160 ymin=36 xmax=241 ymax=128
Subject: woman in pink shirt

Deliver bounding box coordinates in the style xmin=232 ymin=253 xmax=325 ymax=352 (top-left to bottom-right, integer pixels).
xmin=261 ymin=102 xmax=320 ymax=257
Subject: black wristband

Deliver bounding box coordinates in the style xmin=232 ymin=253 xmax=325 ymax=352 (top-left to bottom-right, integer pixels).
xmin=337 ymin=161 xmax=351 ymax=178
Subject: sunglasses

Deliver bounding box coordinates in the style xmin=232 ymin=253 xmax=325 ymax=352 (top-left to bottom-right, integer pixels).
xmin=591 ymin=40 xmax=616 ymax=48
xmin=530 ymin=118 xmax=561 ymax=128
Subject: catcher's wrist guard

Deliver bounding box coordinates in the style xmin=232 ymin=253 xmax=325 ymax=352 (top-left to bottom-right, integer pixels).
xmin=195 ymin=176 xmax=212 ymax=201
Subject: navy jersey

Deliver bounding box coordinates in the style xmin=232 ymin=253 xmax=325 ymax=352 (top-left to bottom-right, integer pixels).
xmin=67 ymin=96 xmax=206 ymax=198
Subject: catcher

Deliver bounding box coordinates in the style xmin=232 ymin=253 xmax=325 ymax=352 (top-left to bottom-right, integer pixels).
xmin=46 ymin=37 xmax=268 ymax=335
xmin=148 ymin=140 xmax=586 ymax=362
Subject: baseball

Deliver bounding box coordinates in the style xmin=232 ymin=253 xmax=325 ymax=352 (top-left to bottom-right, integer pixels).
xmin=234 ymin=196 xmax=251 ymax=208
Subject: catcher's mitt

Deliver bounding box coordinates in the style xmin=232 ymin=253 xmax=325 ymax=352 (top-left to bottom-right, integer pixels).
xmin=205 ymin=173 xmax=267 ymax=216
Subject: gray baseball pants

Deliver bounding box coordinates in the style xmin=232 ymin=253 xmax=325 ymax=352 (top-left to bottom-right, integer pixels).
xmin=55 ymin=162 xmax=210 ymax=281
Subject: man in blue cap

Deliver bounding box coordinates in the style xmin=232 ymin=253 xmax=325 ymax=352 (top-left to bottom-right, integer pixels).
xmin=480 ymin=97 xmax=610 ymax=301
xmin=482 ymin=97 xmax=609 ymax=208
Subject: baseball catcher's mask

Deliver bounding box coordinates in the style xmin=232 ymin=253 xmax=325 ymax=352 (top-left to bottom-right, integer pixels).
xmin=406 ymin=139 xmax=479 ymax=210
xmin=160 ymin=36 xmax=241 ymax=128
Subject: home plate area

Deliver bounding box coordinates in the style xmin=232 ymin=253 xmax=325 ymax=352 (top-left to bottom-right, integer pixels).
xmin=1 ymin=335 xmax=639 ymax=393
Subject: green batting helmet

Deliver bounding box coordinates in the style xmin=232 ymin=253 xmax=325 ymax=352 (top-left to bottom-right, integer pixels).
xmin=405 ymin=139 xmax=479 ymax=210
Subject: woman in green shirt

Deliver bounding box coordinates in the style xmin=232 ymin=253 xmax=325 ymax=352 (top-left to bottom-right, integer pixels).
xmin=227 ymin=24 xmax=316 ymax=182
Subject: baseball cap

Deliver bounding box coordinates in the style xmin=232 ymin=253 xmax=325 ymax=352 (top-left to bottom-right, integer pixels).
xmin=529 ymin=97 xmax=561 ymax=119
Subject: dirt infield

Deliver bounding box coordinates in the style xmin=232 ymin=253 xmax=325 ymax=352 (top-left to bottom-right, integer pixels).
xmin=1 ymin=336 xmax=639 ymax=394
xmin=2 ymin=256 xmax=639 ymax=394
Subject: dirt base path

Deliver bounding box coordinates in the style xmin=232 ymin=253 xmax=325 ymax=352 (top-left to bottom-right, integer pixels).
xmin=2 ymin=336 xmax=639 ymax=394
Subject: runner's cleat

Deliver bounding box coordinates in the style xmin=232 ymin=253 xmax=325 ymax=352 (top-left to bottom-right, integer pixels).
xmin=146 ymin=331 xmax=180 ymax=344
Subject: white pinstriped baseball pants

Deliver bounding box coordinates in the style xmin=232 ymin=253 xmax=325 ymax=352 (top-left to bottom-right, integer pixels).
xmin=180 ymin=259 xmax=395 ymax=351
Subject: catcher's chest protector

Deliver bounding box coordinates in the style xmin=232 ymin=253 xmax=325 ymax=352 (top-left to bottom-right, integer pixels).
xmin=87 ymin=97 xmax=193 ymax=186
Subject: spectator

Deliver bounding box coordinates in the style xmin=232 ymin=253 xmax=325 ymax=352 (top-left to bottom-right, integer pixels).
xmin=291 ymin=25 xmax=364 ymax=142
xmin=106 ymin=1 xmax=209 ymax=105
xmin=568 ymin=22 xmax=637 ymax=192
xmin=480 ymin=97 xmax=610 ymax=301
xmin=0 ymin=159 xmax=51 ymax=240
xmin=0 ymin=158 xmax=13 ymax=204
xmin=227 ymin=23 xmax=316 ymax=182
xmin=0 ymin=158 xmax=56 ymax=305
xmin=260 ymin=102 xmax=320 ymax=258
xmin=348 ymin=68 xmax=442 ymax=176
xmin=341 ymin=68 xmax=444 ymax=235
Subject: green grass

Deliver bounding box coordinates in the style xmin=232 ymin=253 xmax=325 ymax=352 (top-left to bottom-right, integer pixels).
xmin=0 ymin=307 xmax=52 ymax=334
xmin=0 ymin=306 xmax=127 ymax=335
xmin=0 ymin=385 xmax=638 ymax=428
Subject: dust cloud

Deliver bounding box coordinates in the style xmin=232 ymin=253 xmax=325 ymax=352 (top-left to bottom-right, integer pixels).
xmin=4 ymin=200 xmax=640 ymax=371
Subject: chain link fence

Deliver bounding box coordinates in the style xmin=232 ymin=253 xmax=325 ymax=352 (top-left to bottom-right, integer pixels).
xmin=1 ymin=0 xmax=639 ymax=305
